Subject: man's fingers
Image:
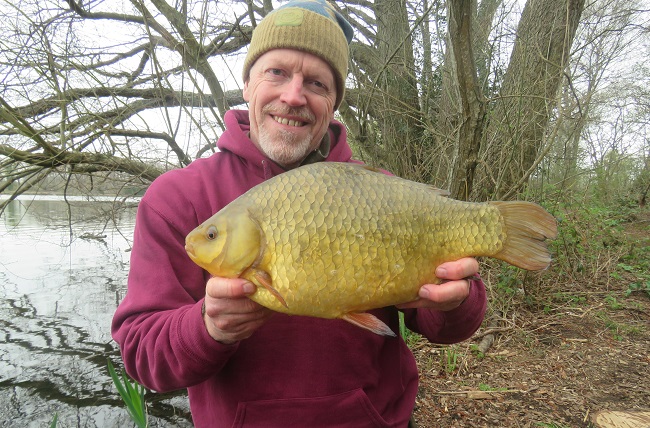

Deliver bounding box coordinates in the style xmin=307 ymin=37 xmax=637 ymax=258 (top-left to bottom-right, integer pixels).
xmin=420 ymin=280 xmax=470 ymax=303
xmin=435 ymin=257 xmax=479 ymax=280
xmin=209 ymin=306 xmax=272 ymax=332
xmin=397 ymin=280 xmax=470 ymax=311
xmin=202 ymin=276 xmax=272 ymax=344
xmin=206 ymin=276 xmax=255 ymax=299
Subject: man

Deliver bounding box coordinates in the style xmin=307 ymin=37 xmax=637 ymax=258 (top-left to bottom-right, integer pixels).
xmin=112 ymin=1 xmax=487 ymax=426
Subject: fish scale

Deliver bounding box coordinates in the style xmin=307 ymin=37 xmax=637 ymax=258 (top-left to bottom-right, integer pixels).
xmin=185 ymin=162 xmax=557 ymax=336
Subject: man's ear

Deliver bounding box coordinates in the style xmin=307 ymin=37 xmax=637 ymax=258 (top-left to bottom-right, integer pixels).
xmin=242 ymin=79 xmax=250 ymax=102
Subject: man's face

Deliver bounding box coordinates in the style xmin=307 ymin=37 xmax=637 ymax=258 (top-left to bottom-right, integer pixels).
xmin=243 ymin=49 xmax=337 ymax=169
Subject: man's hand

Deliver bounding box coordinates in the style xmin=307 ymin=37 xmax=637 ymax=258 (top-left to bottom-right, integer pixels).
xmin=203 ymin=277 xmax=273 ymax=345
xmin=396 ymin=257 xmax=479 ymax=311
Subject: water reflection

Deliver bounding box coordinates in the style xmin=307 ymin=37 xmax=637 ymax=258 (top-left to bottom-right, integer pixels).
xmin=0 ymin=196 xmax=192 ymax=427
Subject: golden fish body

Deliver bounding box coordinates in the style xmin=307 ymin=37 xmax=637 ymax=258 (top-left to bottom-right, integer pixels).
xmin=185 ymin=162 xmax=557 ymax=335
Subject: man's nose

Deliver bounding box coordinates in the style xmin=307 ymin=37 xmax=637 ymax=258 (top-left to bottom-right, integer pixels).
xmin=279 ymin=76 xmax=307 ymax=106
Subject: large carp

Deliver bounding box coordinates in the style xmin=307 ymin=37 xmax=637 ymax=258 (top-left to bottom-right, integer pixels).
xmin=185 ymin=162 xmax=557 ymax=336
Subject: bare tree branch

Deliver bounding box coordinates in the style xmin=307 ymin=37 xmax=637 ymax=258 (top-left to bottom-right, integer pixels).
xmin=0 ymin=143 xmax=163 ymax=181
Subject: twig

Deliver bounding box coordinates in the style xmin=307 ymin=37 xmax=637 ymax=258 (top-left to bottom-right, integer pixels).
xmin=565 ymin=303 xmax=604 ymax=318
xmin=472 ymin=326 xmax=514 ymax=340
xmin=475 ymin=311 xmax=503 ymax=354
xmin=434 ymin=386 xmax=539 ymax=396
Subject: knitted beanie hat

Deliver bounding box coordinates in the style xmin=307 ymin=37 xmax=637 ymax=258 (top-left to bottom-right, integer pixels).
xmin=242 ymin=0 xmax=354 ymax=110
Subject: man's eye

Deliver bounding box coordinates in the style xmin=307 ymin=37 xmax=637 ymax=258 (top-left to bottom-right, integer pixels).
xmin=308 ymin=79 xmax=330 ymax=93
xmin=268 ymin=68 xmax=283 ymax=76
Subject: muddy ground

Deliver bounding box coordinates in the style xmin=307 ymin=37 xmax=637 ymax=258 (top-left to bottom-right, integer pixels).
xmin=411 ymin=211 xmax=650 ymax=427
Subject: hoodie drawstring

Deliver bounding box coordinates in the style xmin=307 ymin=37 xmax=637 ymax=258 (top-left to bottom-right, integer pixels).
xmin=262 ymin=159 xmax=273 ymax=180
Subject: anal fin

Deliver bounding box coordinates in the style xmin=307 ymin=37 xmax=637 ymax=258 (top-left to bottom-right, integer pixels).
xmin=341 ymin=313 xmax=396 ymax=337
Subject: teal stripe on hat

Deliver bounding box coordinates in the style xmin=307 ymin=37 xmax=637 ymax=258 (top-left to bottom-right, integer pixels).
xmin=276 ymin=0 xmax=353 ymax=44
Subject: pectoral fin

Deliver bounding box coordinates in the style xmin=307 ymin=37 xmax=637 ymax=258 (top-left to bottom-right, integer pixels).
xmin=246 ymin=268 xmax=288 ymax=309
xmin=341 ymin=313 xmax=396 ymax=337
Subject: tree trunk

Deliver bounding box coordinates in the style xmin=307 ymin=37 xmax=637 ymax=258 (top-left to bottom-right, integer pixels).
xmin=476 ymin=0 xmax=586 ymax=200
xmin=591 ymin=411 xmax=650 ymax=428
xmin=369 ymin=0 xmax=425 ymax=180
xmin=445 ymin=0 xmax=486 ymax=200
xmin=437 ymin=0 xmax=500 ymax=199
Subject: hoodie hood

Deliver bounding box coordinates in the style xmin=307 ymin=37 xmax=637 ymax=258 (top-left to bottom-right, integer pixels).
xmin=217 ymin=110 xmax=354 ymax=179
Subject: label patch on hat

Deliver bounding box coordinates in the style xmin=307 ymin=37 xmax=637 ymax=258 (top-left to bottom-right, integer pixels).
xmin=274 ymin=9 xmax=304 ymax=26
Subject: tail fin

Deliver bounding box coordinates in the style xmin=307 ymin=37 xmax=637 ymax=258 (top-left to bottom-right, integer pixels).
xmin=490 ymin=201 xmax=558 ymax=270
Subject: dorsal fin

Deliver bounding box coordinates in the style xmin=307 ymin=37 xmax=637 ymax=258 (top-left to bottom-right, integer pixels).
xmin=359 ymin=164 xmax=450 ymax=197
xmin=427 ymin=185 xmax=450 ymax=197
xmin=361 ymin=165 xmax=384 ymax=173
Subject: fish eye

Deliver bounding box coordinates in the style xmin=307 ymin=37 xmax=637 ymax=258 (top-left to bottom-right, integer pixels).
xmin=206 ymin=226 xmax=218 ymax=240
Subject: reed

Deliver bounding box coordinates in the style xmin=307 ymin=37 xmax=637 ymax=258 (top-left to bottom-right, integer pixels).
xmin=107 ymin=359 xmax=148 ymax=428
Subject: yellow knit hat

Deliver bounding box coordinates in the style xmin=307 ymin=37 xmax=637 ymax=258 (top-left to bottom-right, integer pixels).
xmin=242 ymin=0 xmax=354 ymax=110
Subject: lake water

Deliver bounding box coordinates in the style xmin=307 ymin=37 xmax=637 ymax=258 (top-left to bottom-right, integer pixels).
xmin=0 ymin=196 xmax=192 ymax=427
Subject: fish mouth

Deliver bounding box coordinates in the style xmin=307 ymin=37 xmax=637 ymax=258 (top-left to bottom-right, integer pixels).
xmin=185 ymin=243 xmax=196 ymax=259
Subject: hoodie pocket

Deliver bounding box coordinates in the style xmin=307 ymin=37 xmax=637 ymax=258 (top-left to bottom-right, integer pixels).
xmin=230 ymin=388 xmax=392 ymax=428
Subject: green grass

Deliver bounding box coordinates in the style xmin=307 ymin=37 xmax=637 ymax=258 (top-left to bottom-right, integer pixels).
xmin=398 ymin=311 xmax=422 ymax=349
xmin=442 ymin=346 xmax=459 ymax=373
xmin=478 ymin=383 xmax=508 ymax=392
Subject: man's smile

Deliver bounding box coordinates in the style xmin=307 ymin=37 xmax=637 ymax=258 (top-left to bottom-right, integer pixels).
xmin=271 ymin=115 xmax=308 ymax=127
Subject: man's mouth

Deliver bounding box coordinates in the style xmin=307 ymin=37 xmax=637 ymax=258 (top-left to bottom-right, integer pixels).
xmin=271 ymin=115 xmax=308 ymax=127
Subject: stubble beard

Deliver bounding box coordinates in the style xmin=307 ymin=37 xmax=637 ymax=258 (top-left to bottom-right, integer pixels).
xmin=256 ymin=106 xmax=316 ymax=168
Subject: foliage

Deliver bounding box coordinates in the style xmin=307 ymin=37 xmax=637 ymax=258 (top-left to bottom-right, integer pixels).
xmin=595 ymin=311 xmax=642 ymax=341
xmin=613 ymin=263 xmax=650 ymax=297
xmin=107 ymin=359 xmax=148 ymax=428
xmin=624 ymin=277 xmax=650 ymax=298
xmin=47 ymin=362 xmax=148 ymax=427
xmin=548 ymin=200 xmax=632 ymax=285
xmin=552 ymin=200 xmax=646 ymax=293
xmin=494 ymin=265 xmax=523 ymax=297
xmin=441 ymin=346 xmax=459 ymax=374
xmin=469 ymin=343 xmax=485 ymax=359
xmin=399 ymin=311 xmax=422 ymax=349
xmin=480 ymin=186 xmax=649 ymax=325
xmin=478 ymin=383 xmax=507 ymax=392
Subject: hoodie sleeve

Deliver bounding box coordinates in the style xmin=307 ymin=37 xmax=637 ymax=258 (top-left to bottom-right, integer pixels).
xmin=403 ymin=277 xmax=487 ymax=344
xmin=111 ymin=186 xmax=238 ymax=393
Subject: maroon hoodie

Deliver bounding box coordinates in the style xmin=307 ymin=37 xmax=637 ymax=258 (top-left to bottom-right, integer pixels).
xmin=112 ymin=109 xmax=487 ymax=427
